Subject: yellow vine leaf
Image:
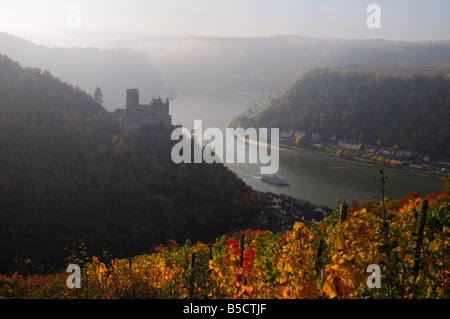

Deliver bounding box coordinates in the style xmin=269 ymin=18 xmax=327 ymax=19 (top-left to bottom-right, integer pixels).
xmin=322 ymin=280 xmax=337 ymax=299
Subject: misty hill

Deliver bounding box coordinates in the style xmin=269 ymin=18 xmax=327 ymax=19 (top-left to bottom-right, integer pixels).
xmin=244 ymin=68 xmax=450 ymax=156
xmin=110 ymin=35 xmax=450 ymax=93
xmin=0 ymin=55 xmax=265 ymax=273
xmin=0 ymin=32 xmax=170 ymax=111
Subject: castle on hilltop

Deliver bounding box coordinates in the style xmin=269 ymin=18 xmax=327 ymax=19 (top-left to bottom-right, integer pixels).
xmin=113 ymin=89 xmax=172 ymax=134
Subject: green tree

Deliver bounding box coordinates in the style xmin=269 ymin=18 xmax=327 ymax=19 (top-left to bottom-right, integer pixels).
xmin=94 ymin=86 xmax=104 ymax=106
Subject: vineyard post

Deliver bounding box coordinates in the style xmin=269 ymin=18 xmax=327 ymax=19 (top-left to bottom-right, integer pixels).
xmin=209 ymin=244 xmax=213 ymax=260
xmin=191 ymin=252 xmax=196 ymax=269
xmin=413 ymin=199 xmax=429 ymax=277
xmin=129 ymin=258 xmax=133 ymax=297
xmin=188 ymin=252 xmax=196 ymax=298
xmin=335 ymin=202 xmax=348 ymax=251
xmin=339 ymin=202 xmax=348 ymax=223
xmin=129 ymin=257 xmax=132 ymax=275
xmin=84 ymin=269 xmax=87 ymax=299
xmin=315 ymin=238 xmax=324 ymax=274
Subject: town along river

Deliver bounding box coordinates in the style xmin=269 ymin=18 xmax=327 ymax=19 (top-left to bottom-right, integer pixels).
xmin=169 ymin=84 xmax=444 ymax=208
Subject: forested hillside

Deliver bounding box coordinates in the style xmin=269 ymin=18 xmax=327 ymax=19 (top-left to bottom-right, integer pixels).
xmin=245 ymin=68 xmax=450 ymax=156
xmin=0 ymin=55 xmax=265 ymax=273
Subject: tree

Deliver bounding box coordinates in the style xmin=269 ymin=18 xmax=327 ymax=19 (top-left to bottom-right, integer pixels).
xmin=444 ymin=176 xmax=450 ymax=194
xmin=113 ymin=138 xmax=128 ymax=157
xmin=348 ymin=199 xmax=360 ymax=213
xmin=295 ymin=136 xmax=302 ymax=147
xmin=94 ymin=87 xmax=104 ymax=106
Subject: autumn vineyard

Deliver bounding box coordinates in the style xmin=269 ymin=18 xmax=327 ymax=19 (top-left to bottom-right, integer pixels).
xmin=1 ymin=178 xmax=448 ymax=299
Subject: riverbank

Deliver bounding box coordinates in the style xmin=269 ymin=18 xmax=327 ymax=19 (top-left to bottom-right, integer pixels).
xmin=225 ymin=90 xmax=271 ymax=128
xmin=228 ymin=125 xmax=445 ymax=181
xmin=224 ymin=88 xmax=447 ymax=181
xmin=228 ymin=122 xmax=445 ymax=181
xmin=277 ymin=143 xmax=445 ymax=180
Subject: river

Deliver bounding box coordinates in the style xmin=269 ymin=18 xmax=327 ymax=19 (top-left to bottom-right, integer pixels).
xmin=169 ymin=84 xmax=444 ymax=208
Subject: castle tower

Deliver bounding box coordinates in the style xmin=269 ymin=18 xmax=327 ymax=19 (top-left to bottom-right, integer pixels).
xmin=126 ymin=89 xmax=139 ymax=115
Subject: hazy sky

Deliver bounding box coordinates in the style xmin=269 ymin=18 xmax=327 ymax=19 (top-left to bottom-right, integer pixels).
xmin=1 ymin=0 xmax=449 ymax=46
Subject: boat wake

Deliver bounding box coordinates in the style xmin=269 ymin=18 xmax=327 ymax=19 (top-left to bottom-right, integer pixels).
xmin=241 ymin=174 xmax=262 ymax=180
